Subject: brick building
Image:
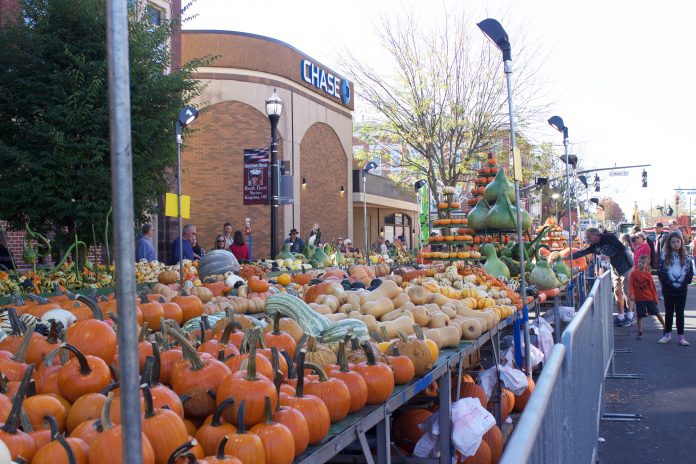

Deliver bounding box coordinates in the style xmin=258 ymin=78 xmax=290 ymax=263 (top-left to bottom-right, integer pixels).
xmin=173 ymin=31 xmax=355 ymax=259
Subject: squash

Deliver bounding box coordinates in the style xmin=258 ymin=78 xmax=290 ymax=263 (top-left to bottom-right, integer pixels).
xmin=188 ymin=286 xmax=213 ymax=304
xmin=467 ymin=199 xmax=490 ymax=231
xmin=406 ymin=286 xmax=432 ymax=305
xmin=408 ymin=306 xmax=431 ymax=327
xmin=158 ymin=270 xmax=179 ymax=284
xmin=265 ymin=294 xmax=331 ymax=336
xmin=391 ymin=293 xmax=410 ymax=309
xmin=379 ymin=308 xmax=415 ymax=323
xmin=197 ymin=250 xmax=240 ymax=279
xmin=361 ymin=297 xmax=395 ymax=318
xmin=314 ymin=295 xmax=340 ymax=312
xmin=347 ymin=313 xmax=378 ymax=334
xmin=424 ymin=327 xmax=461 ymax=348
xmin=453 ymin=317 xmax=483 ymax=340
xmin=376 ymin=316 xmax=415 ymax=339
xmin=427 ymin=311 xmax=450 ymax=329
xmin=358 ymin=281 xmax=401 ymax=304
xmin=348 ymin=265 xmax=376 ymax=285
xmin=393 ymin=332 xmax=433 ymax=376
xmin=481 ymin=244 xmax=510 ymax=279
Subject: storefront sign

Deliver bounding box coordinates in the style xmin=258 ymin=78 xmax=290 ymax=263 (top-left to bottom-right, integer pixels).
xmin=243 ymin=148 xmax=270 ymax=205
xmin=301 ymin=59 xmax=351 ymax=105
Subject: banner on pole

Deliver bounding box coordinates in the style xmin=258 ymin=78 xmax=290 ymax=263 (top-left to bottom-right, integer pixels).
xmin=512 ymin=147 xmax=523 ymax=181
xmin=243 ymin=148 xmax=270 ymax=205
xmin=165 ymin=193 xmax=190 ymax=218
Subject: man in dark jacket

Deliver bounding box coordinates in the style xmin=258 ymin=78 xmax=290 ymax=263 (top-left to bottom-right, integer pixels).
xmin=574 ymin=227 xmax=635 ymax=326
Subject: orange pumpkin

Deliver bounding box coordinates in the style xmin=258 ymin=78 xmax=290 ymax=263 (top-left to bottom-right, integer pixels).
xmin=247 ymin=277 xmax=270 ymax=293
xmin=303 ymin=282 xmax=332 ymax=304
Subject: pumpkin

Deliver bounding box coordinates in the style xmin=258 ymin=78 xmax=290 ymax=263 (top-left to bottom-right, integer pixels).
xmin=304 ymin=336 xmax=337 ymax=369
xmin=223 ymin=401 xmax=265 ymax=464
xmin=327 ymin=342 xmax=368 ymax=414
xmin=458 ymin=381 xmax=487 ymax=408
xmin=141 ymin=385 xmax=189 ymax=464
xmin=51 ymin=344 xmax=112 ymax=403
xmin=189 ymin=286 xmax=214 ymax=304
xmin=462 ymin=440 xmax=491 ymax=464
xmin=513 ymin=375 xmax=535 ymax=412
xmin=264 ymin=313 xmax=297 ymax=357
xmin=171 ymin=295 xmax=204 ymax=323
xmin=271 ymin=368 xmax=309 ymax=457
xmin=195 ymin=398 xmax=237 ymax=456
xmin=158 ymin=270 xmax=179 ymax=284
xmin=23 ymin=394 xmax=68 ymax=433
xmin=353 ymin=342 xmax=394 ymax=404
xmin=139 ymin=294 xmax=165 ymax=331
xmin=389 ymin=345 xmax=416 ymax=385
xmin=393 ymin=408 xmax=433 ymax=453
xmin=303 ymin=363 xmax=351 ymax=422
xmin=293 ymin=273 xmax=315 ymax=285
xmin=249 ymin=397 xmax=295 ymax=464
xmin=303 ymin=281 xmax=332 ymax=303
xmin=198 ymin=250 xmax=240 ymax=279
xmin=348 ymin=265 xmax=376 ymax=285
xmin=483 ymin=424 xmax=503 ymax=463
xmin=31 ymin=415 xmax=88 ymax=464
xmin=0 ymin=367 xmax=37 ymax=462
xmin=64 ymin=295 xmax=117 ymax=364
xmin=66 ymin=393 xmax=106 ymax=434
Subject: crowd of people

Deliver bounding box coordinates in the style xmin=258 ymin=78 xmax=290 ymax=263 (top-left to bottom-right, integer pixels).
xmin=575 ymin=220 xmax=693 ymax=345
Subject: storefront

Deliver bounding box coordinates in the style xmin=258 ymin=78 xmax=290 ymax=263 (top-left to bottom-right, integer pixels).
xmin=158 ymin=30 xmax=355 ymax=260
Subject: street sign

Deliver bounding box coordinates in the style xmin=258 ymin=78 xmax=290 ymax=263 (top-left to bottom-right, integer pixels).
xmin=687 ymin=191 xmax=696 ymax=195
xmin=609 ymin=170 xmax=629 ymax=176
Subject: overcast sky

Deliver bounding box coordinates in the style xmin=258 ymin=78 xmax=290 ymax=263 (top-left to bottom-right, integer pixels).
xmin=184 ymin=0 xmax=696 ymax=219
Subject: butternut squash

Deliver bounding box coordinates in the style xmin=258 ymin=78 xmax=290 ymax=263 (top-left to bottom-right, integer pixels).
xmin=399 ymin=302 xmax=416 ymax=313
xmin=359 ymin=280 xmax=402 ymax=304
xmin=391 ymin=292 xmax=411 ymax=309
xmin=315 ymin=294 xmax=340 ymax=312
xmin=431 ymin=293 xmax=451 ymax=306
xmin=324 ymin=313 xmax=348 ymax=322
xmin=456 ymin=306 xmax=494 ymax=331
xmin=406 ymin=286 xmax=432 ymax=305
xmin=424 ymin=326 xmax=461 ymax=348
xmin=454 ymin=317 xmax=484 ymax=340
xmin=308 ymin=303 xmax=333 ymax=315
xmin=377 ymin=316 xmax=415 ymax=338
xmin=439 ymin=303 xmax=457 ymax=319
xmin=346 ymin=292 xmax=362 ymax=310
xmin=409 ymin=305 xmax=432 ymax=327
xmin=348 ymin=312 xmax=378 ymax=334
xmin=428 ymin=311 xmax=450 ymax=329
xmin=380 ymin=308 xmax=415 ymax=323
xmin=361 ymin=296 xmax=395 ymax=318
xmin=484 ymin=309 xmax=501 ymax=325
xmin=338 ymin=303 xmax=355 ymax=314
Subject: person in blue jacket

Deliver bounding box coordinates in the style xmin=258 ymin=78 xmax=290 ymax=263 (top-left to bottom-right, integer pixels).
xmin=135 ymin=223 xmax=157 ymax=262
xmin=170 ymin=224 xmax=196 ymax=265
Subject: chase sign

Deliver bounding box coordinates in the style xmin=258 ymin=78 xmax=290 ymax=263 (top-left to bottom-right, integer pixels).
xmin=301 ymin=59 xmax=351 ymax=106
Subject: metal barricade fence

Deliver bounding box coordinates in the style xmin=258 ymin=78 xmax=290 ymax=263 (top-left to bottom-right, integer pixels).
xmin=500 ymin=271 xmax=613 ymax=464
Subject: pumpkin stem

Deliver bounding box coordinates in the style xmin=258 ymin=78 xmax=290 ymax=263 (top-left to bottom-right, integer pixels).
xmin=151 ymin=344 xmax=162 ymax=386
xmin=44 ymin=414 xmax=60 ymax=438
xmin=139 ymin=293 xmax=149 ymax=305
xmin=379 ymin=326 xmax=389 ymax=341
xmin=273 ymin=370 xmax=283 ymax=412
xmin=295 ymin=350 xmax=306 ymax=398
xmin=219 ymin=321 xmax=241 ymax=345
xmin=304 ymin=362 xmax=328 ymax=382
xmin=236 ymin=400 xmax=248 ymax=434
xmin=216 ymin=436 xmax=229 ymax=459
xmin=395 ymin=330 xmax=409 ymax=343
xmin=337 ymin=341 xmax=349 ymax=373
xmin=160 ymin=321 xmax=171 ymax=349
xmin=350 ymin=336 xmax=361 ymax=351
xmin=281 ymin=350 xmax=296 ymax=379
xmin=139 ymin=322 xmax=149 ymax=343
xmin=244 ymin=329 xmax=259 ymax=381
xmin=165 ymin=321 xmax=205 ymax=371
xmin=369 ymin=331 xmax=383 ymax=343
xmin=141 ymin=356 xmax=154 ymax=387
xmin=293 ymin=334 xmax=308 ymax=365
xmin=198 ymin=320 xmax=206 ymax=344
xmin=211 ymin=397 xmax=235 ymax=427
xmin=362 ymin=341 xmax=377 ymax=366
xmin=58 ymin=343 xmax=93 ymax=376
xmin=0 ymin=373 xmax=8 ymax=394
xmin=167 ymin=440 xmax=198 ymax=464
xmin=20 ymin=410 xmax=33 ymax=432
xmin=46 ymin=320 xmax=60 ymax=345
xmin=272 ymin=312 xmax=282 ymax=335
xmin=413 ymin=325 xmax=426 ymax=341
xmin=55 ymin=432 xmax=78 ymax=464
xmin=391 ymin=343 xmax=400 ymax=357
xmin=75 ymin=294 xmax=104 ymax=320
xmin=101 ymin=392 xmax=115 ymax=431
xmin=107 ymin=312 xmax=119 ymax=325
xmin=13 ymin=321 xmax=36 ymax=363
xmin=109 ymin=363 xmax=120 ymax=381
xmin=142 ymin=384 xmax=156 ymax=419
xmin=7 ymin=308 xmax=25 ymax=335
xmin=263 ymin=396 xmax=273 ymax=424
xmin=2 ymin=366 xmax=33 ymax=434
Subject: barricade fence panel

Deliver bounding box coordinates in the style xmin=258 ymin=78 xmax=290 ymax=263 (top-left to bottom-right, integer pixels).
xmin=500 ymin=271 xmax=613 ymax=464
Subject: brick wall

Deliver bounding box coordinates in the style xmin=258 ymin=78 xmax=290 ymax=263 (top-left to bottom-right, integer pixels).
xmin=300 ymin=123 xmax=348 ymax=244
xmin=178 ymin=100 xmax=283 ymax=259
xmin=0 ymin=0 xmax=21 ymax=27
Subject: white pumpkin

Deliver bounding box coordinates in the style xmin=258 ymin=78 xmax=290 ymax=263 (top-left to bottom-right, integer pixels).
xmin=41 ymin=308 xmax=77 ymax=327
xmin=224 ymin=272 xmax=244 ymax=288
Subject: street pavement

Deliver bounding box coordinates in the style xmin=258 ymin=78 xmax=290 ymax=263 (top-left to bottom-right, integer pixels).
xmin=598 ymin=280 xmax=696 ymax=463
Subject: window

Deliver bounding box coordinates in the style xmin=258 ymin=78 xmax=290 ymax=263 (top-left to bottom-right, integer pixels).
xmin=146 ymin=4 xmax=163 ymax=26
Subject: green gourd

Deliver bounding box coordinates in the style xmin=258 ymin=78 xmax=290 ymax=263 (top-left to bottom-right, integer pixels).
xmin=275 ymin=244 xmax=294 ymax=260
xmin=528 ymin=259 xmax=562 ymax=290
xmin=481 ymin=244 xmax=511 ymax=278
xmin=483 ymin=169 xmax=515 ymax=203
xmin=312 ymin=247 xmax=332 ymax=268
xmin=487 ymin=192 xmax=516 ymax=230
xmin=467 ymin=199 xmax=490 ymax=231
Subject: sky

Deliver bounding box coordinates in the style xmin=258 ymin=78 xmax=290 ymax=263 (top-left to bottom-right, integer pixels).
xmin=184 ymin=0 xmax=696 ymax=221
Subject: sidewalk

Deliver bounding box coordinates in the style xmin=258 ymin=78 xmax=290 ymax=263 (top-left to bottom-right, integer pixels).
xmin=598 ymin=283 xmax=696 ymax=463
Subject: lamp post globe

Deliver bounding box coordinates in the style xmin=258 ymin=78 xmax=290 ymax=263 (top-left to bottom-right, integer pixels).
xmin=265 ymin=90 xmax=283 ymax=259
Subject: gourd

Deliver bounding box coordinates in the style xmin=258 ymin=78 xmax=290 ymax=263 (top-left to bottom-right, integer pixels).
xmin=391 ymin=292 xmax=411 ymax=309
xmin=198 ymin=250 xmax=240 ymax=279
xmin=265 ymin=293 xmax=331 ymax=336
xmin=319 ymin=318 xmax=369 ymax=344
xmin=481 ymin=244 xmax=510 ymax=279
xmin=456 ymin=306 xmax=493 ymax=331
xmin=528 ymin=259 xmax=562 ymax=290
xmin=188 ymin=286 xmax=213 ymax=304
xmin=361 ymin=297 xmax=395 ymax=318
xmin=406 ymin=286 xmax=431 ymax=305
xmin=408 ymin=305 xmax=431 ymax=326
xmin=393 ymin=331 xmax=433 ymax=376
xmin=358 ymin=280 xmax=401 ymax=304
xmin=158 ymin=270 xmax=179 ymax=284
xmin=486 ymin=192 xmax=516 ymax=230
xmin=453 ymin=317 xmax=483 ymax=340
xmin=380 ymin=308 xmax=415 ymax=323
xmin=483 ymin=169 xmax=515 ymax=202
xmin=376 ymin=315 xmax=415 ymax=339
xmin=467 ymin=199 xmax=490 ymax=231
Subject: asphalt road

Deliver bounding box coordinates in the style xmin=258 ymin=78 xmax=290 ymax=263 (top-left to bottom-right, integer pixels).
xmin=598 ymin=281 xmax=696 ymax=463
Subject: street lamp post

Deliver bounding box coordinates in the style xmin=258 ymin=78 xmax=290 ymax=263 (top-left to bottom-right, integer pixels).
xmin=362 ymin=162 xmax=378 ymax=258
xmin=415 ymin=179 xmax=427 ymax=251
xmin=477 ymin=18 xmax=531 ymax=374
xmin=175 ymin=106 xmax=199 ymax=281
xmin=548 ymin=116 xmax=574 ymax=307
xmin=265 ymin=90 xmax=283 ymax=259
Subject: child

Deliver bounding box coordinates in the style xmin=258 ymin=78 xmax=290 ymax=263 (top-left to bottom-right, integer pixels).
xmin=656 ymin=232 xmax=694 ymax=345
xmin=628 ymin=255 xmax=665 ymax=340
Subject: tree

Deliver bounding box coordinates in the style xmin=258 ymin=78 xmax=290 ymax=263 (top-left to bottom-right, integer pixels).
xmin=343 ymin=8 xmax=546 ymax=197
xmin=600 ymin=198 xmax=626 ymax=222
xmin=0 ymin=0 xmax=211 ymax=250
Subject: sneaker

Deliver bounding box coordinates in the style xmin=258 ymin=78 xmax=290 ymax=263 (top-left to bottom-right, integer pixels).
xmin=618 ymin=318 xmax=635 ymax=327
xmin=614 ymin=317 xmax=623 ymax=326
xmin=658 ymin=334 xmax=672 ymax=344
xmin=678 ymin=336 xmax=690 ymax=346
xmin=636 ymin=333 xmax=643 ymax=340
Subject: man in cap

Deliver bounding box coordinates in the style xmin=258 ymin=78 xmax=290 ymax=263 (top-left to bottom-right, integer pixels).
xmin=284 ymin=228 xmax=304 ymax=253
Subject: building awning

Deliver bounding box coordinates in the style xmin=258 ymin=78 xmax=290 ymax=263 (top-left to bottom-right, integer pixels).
xmin=352 ymin=192 xmax=419 ymax=212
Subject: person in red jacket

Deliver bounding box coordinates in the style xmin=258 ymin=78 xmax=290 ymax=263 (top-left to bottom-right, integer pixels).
xmin=229 ymin=230 xmax=250 ymax=262
xmin=631 ymin=232 xmax=652 ymax=268
xmin=629 ymin=254 xmax=665 ymax=340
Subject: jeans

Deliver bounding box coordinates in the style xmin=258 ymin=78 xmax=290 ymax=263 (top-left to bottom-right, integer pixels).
xmin=663 ymin=293 xmax=687 ymax=335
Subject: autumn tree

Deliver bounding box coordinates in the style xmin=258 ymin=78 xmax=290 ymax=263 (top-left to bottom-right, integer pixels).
xmin=600 ymin=198 xmax=626 ymax=222
xmin=344 ymin=7 xmax=547 ymax=196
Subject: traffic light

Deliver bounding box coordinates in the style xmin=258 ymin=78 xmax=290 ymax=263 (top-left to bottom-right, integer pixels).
xmin=642 ymin=169 xmax=647 ymax=188
xmin=594 ymin=174 xmax=600 ymax=192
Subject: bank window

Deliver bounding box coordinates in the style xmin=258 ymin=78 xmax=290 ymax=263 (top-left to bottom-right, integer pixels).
xmin=147 ymin=4 xmax=163 ymax=26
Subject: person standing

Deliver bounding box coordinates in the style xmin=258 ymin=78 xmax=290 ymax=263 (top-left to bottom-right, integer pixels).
xmin=631 ymin=232 xmax=651 ymax=268
xmin=135 ymin=223 xmax=157 ymax=262
xmin=191 ymin=233 xmax=205 ymax=260
xmin=574 ymin=227 xmax=635 ymax=326
xmin=656 ymin=232 xmax=693 ymax=345
xmin=170 ymin=224 xmax=196 ymax=265
xmin=629 ymin=254 xmax=665 ymax=340
xmin=284 ymin=229 xmax=304 ymax=253
xmin=222 ymin=223 xmax=234 ymax=249
xmin=213 ymin=235 xmax=228 ymax=250
xmin=229 ymin=230 xmax=250 ymax=262
xmin=668 ymin=219 xmax=683 ymax=239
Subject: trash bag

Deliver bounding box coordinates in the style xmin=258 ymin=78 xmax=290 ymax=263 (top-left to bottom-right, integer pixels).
xmin=451 ymin=397 xmax=496 ymax=458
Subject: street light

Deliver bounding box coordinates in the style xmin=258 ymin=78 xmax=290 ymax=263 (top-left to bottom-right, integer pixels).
xmin=478 ymin=18 xmax=531 ymax=374
xmin=362 ymin=162 xmax=378 ymax=257
xmin=265 ymin=90 xmax=283 ymax=259
xmin=175 ymin=105 xmax=199 ymax=281
xmin=414 ymin=180 xmax=427 ymax=250
xmin=548 ymin=115 xmax=575 ymax=307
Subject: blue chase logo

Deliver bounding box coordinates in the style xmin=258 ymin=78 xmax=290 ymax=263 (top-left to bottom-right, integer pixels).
xmin=301 ymin=59 xmax=351 ymax=106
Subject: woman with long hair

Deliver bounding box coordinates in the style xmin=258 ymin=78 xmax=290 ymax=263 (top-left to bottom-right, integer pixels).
xmin=213 ymin=235 xmax=227 ymax=250
xmin=656 ymin=232 xmax=693 ymax=345
xmin=229 ymin=230 xmax=250 ymax=262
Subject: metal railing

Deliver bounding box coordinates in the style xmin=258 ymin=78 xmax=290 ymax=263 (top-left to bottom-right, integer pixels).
xmin=500 ymin=271 xmax=613 ymax=464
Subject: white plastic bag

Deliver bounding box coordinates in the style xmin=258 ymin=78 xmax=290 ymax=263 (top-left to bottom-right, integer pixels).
xmin=478 ymin=365 xmax=499 ymax=401
xmin=451 ymin=397 xmax=496 ymax=458
xmin=499 ymin=363 xmax=529 ymax=395
xmin=559 ymin=305 xmax=575 ymax=322
xmin=413 ymin=411 xmax=440 ymax=458
xmin=531 ymin=317 xmax=555 ymax=359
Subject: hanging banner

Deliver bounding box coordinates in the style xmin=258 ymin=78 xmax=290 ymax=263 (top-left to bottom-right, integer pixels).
xmin=243 ymin=148 xmax=270 ymax=205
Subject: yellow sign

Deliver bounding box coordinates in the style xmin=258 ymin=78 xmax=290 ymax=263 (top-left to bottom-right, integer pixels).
xmin=165 ymin=193 xmax=190 ymax=219
xmin=512 ymin=147 xmax=523 ymax=182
